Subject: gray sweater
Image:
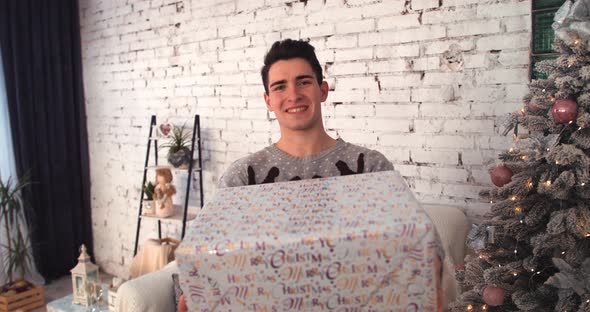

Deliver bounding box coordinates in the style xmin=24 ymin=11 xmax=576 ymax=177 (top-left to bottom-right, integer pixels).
xmin=219 ymin=139 xmax=394 ymax=188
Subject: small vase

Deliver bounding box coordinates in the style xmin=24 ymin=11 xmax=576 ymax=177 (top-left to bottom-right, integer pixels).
xmin=168 ymin=147 xmax=191 ymax=168
xmin=143 ymin=200 xmax=155 ymax=215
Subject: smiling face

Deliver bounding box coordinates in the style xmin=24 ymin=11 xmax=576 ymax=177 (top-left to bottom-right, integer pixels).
xmin=263 ymin=58 xmax=329 ymax=135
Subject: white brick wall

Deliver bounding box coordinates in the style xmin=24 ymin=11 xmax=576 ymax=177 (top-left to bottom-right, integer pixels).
xmin=79 ymin=0 xmax=531 ymax=276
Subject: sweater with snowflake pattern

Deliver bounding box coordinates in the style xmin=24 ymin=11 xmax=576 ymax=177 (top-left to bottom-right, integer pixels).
xmin=218 ymin=139 xmax=394 ymax=188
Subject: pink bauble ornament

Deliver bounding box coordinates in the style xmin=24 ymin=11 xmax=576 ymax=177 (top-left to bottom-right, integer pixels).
xmin=527 ymin=98 xmax=543 ymax=113
xmin=490 ymin=165 xmax=513 ymax=187
xmin=483 ymin=286 xmax=505 ymax=306
xmin=551 ymin=99 xmax=578 ymax=124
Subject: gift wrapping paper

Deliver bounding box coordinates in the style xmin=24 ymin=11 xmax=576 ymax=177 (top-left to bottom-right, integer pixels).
xmin=176 ymin=171 xmax=441 ymax=311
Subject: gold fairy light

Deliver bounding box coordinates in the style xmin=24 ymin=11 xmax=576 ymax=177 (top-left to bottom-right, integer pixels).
xmin=467 ymin=304 xmax=473 ymax=311
xmin=520 ymin=220 xmax=524 ymax=224
xmin=556 ymin=160 xmax=560 ymax=165
xmin=520 ymin=107 xmax=526 ymax=113
xmin=545 ymin=180 xmax=552 ymax=186
xmin=511 ymin=196 xmax=517 ymax=201
xmin=542 ymin=89 xmax=546 ymax=92
xmin=482 ymin=304 xmax=488 ymax=310
xmin=569 ymin=121 xmax=574 ymax=124
xmin=582 ymin=182 xmax=586 ymax=186
xmin=521 ymin=155 xmax=527 ymax=160
xmin=561 ymin=251 xmax=566 ymax=255
xmin=550 ymin=97 xmax=556 ymax=102
xmin=574 ymin=39 xmax=581 ymax=45
xmin=514 ymin=207 xmax=522 ymax=213
xmin=513 ymin=272 xmax=518 ymax=276
xmin=509 ymin=148 xmax=514 ymax=152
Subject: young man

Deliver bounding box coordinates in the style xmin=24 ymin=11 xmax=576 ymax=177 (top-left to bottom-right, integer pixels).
xmin=219 ymin=39 xmax=393 ymax=187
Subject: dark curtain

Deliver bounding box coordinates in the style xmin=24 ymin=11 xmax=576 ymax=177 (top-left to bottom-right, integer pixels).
xmin=0 ymin=0 xmax=93 ymax=280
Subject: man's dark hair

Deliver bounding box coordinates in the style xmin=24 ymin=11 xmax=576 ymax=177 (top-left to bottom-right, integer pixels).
xmin=261 ymin=39 xmax=323 ymax=94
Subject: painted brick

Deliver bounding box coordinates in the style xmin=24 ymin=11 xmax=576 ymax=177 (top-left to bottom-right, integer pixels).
xmin=366 ymin=90 xmax=411 ymax=103
xmin=302 ymin=24 xmax=335 ymax=38
xmin=368 ymin=59 xmax=409 ymax=73
xmin=334 ymin=104 xmax=375 ymax=117
xmin=365 ymin=119 xmax=412 ymax=133
xmin=411 ymin=149 xmax=458 ymax=165
xmin=476 ymin=33 xmax=530 ymax=51
xmin=423 ymin=39 xmax=474 ymax=55
xmin=498 ymin=51 xmax=529 ymax=66
xmin=359 ymin=26 xmax=446 ymax=45
xmin=412 ymin=57 xmax=440 ymax=71
xmin=447 ymin=20 xmax=501 ymax=37
xmin=335 ymin=19 xmax=375 ymax=34
xmin=336 ymin=76 xmax=378 ymax=90
xmin=506 ymin=84 xmax=529 ymax=101
xmin=375 ymin=104 xmax=419 ymax=118
xmin=361 ymin=2 xmax=406 ymax=17
xmin=479 ymin=69 xmax=529 ymax=85
xmin=375 ymin=44 xmax=420 ymax=58
xmin=379 ymin=74 xmax=422 ymax=88
xmin=443 ymin=119 xmax=496 ymax=134
xmin=328 ymin=90 xmax=366 ymax=102
xmin=420 ymin=167 xmax=469 ymax=183
xmin=425 ymin=135 xmax=474 ymax=149
xmin=334 ymin=48 xmax=373 ymax=61
xmin=420 ymin=103 xmax=471 ymax=118
xmin=326 ymin=36 xmax=358 ymax=49
xmin=422 ymin=7 xmax=476 ymax=25
xmin=325 ymin=118 xmax=366 ymax=130
xmin=337 ymin=130 xmax=378 ymax=145
xmin=380 ymin=134 xmax=425 ymax=148
xmin=477 ymin=2 xmax=530 ymax=18
xmin=411 ymin=0 xmax=440 ymax=10
xmin=376 ymin=14 xmax=421 ymax=30
xmin=503 ymin=15 xmax=531 ymax=32
xmin=414 ymin=119 xmax=444 ymax=133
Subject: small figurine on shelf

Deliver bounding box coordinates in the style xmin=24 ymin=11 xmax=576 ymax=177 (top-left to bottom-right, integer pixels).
xmin=153 ymin=168 xmax=176 ymax=218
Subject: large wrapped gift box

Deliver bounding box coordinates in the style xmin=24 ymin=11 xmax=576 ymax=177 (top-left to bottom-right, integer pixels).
xmin=176 ymin=171 xmax=441 ymax=311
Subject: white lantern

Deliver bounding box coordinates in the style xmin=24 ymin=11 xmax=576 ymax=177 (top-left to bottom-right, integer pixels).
xmin=70 ymin=244 xmax=100 ymax=306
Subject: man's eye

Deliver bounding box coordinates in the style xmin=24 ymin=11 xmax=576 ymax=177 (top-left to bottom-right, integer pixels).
xmin=272 ymin=85 xmax=286 ymax=91
xmin=299 ymin=80 xmax=312 ymax=85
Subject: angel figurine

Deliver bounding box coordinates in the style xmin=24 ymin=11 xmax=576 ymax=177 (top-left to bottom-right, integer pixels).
xmin=153 ymin=168 xmax=176 ymax=218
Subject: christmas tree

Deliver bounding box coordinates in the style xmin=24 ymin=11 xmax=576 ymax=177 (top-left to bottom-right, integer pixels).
xmin=450 ymin=1 xmax=590 ymax=311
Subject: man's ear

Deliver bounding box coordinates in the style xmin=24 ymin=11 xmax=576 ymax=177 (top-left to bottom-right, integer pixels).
xmin=264 ymin=92 xmax=273 ymax=112
xmin=320 ymin=81 xmax=329 ymax=102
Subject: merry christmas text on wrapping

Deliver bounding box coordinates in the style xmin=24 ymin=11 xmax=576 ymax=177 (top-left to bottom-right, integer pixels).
xmin=175 ymin=171 xmax=441 ymax=311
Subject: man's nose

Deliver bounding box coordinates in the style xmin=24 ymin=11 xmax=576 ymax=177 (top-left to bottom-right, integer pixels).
xmin=286 ymin=84 xmax=302 ymax=102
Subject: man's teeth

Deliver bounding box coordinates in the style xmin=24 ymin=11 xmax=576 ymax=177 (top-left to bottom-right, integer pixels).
xmin=287 ymin=107 xmax=307 ymax=113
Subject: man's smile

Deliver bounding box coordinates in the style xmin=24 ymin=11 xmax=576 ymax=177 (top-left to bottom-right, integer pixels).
xmin=286 ymin=106 xmax=308 ymax=113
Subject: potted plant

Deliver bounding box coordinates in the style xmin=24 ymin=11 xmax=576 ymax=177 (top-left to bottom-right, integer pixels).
xmin=0 ymin=173 xmax=44 ymax=310
xmin=143 ymin=181 xmax=155 ymax=215
xmin=162 ymin=125 xmax=192 ymax=168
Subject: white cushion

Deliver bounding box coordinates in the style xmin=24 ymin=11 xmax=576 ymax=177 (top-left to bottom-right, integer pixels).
xmin=423 ymin=204 xmax=470 ymax=310
xmin=115 ymin=260 xmax=179 ymax=312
